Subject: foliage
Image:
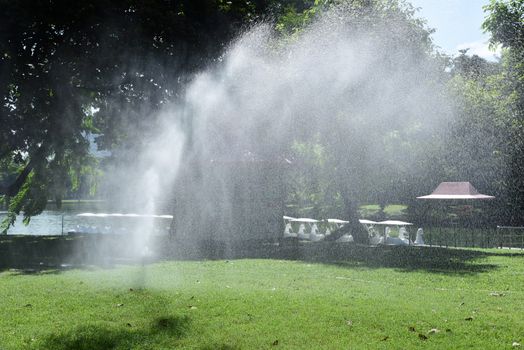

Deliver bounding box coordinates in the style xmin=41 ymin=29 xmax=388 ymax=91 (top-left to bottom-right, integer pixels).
xmin=365 ymin=0 xmax=524 ymax=226
xmin=286 ymin=137 xmax=343 ymax=218
xmin=446 ymin=58 xmax=509 ymax=209
xmin=483 ymin=0 xmax=524 ymax=52
xmin=481 ymin=0 xmax=524 ymax=224
xmin=0 ymin=0 xmax=272 ymax=231
xmin=280 ymin=0 xmax=445 ymax=228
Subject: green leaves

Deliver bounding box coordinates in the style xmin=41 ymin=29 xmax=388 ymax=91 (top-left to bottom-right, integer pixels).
xmin=1 ymin=0 xmax=271 ymax=231
xmin=480 ymin=0 xmax=524 ymax=223
xmin=483 ymin=0 xmax=524 ymax=49
xmin=1 ymin=170 xmax=43 ymax=232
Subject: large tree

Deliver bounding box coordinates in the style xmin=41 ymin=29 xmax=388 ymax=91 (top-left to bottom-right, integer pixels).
xmin=482 ymin=0 xmax=524 ymax=224
xmin=277 ymin=0 xmax=448 ymax=241
xmin=0 ymin=0 xmax=273 ymax=231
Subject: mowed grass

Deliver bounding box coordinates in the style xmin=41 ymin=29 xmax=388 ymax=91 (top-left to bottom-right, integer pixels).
xmin=1 ymin=249 xmax=524 ymax=349
xmin=359 ymin=204 xmax=407 ymax=218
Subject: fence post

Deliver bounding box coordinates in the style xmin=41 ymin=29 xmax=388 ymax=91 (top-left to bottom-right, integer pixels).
xmin=444 ymin=226 xmax=448 ymax=248
xmin=497 ymin=226 xmax=524 ymax=249
xmin=453 ymin=223 xmax=457 ymax=247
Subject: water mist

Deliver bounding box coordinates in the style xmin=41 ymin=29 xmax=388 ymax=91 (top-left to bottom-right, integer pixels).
xmin=107 ymin=5 xmax=453 ymax=265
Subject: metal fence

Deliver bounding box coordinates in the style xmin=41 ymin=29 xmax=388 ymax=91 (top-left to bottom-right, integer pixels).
xmin=419 ymin=226 xmax=524 ymax=249
xmin=495 ymin=226 xmax=524 ymax=249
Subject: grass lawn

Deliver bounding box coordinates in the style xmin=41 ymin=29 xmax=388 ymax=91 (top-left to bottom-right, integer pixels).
xmin=359 ymin=204 xmax=407 ymax=218
xmin=1 ymin=248 xmax=524 ymax=349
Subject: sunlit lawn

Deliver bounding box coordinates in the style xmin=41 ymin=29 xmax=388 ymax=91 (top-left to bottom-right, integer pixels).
xmin=1 ymin=248 xmax=524 ymax=349
xmin=359 ymin=204 xmax=407 ymax=218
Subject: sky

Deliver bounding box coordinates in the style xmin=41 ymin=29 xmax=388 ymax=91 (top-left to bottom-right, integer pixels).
xmin=410 ymin=0 xmax=500 ymax=60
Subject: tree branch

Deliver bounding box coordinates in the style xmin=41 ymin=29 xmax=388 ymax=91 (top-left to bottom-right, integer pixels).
xmin=0 ymin=159 xmax=34 ymax=197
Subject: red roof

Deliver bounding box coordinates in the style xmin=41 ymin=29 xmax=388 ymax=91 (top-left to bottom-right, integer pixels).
xmin=417 ymin=182 xmax=495 ymax=200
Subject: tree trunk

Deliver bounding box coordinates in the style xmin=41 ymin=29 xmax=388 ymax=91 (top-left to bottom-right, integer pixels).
xmin=325 ymin=192 xmax=369 ymax=243
xmin=0 ymin=161 xmax=33 ymax=197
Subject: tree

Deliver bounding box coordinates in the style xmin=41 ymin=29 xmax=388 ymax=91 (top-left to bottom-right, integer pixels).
xmin=156 ymin=0 xmax=449 ymax=242
xmin=0 ymin=0 xmax=273 ymax=231
xmin=482 ymin=0 xmax=524 ymax=224
xmin=446 ymin=62 xmax=509 ymax=223
xmin=276 ymin=0 xmax=448 ymax=241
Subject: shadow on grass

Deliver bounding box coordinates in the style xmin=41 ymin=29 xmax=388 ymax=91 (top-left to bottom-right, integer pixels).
xmin=0 ymin=262 xmax=120 ymax=276
xmin=166 ymin=240 xmax=503 ymax=275
xmin=2 ymin=234 xmax=519 ymax=276
xmin=0 ymin=234 xmax=160 ymax=274
xmin=152 ymin=315 xmax=191 ymax=338
xmin=1 ymin=262 xmax=93 ymax=275
xmin=1 ymin=261 xmax=146 ymax=276
xmin=316 ymin=245 xmax=498 ymax=274
xmin=36 ymin=315 xmax=190 ymax=350
xmin=200 ymin=345 xmax=241 ymax=350
xmin=482 ymin=250 xmax=524 ymax=258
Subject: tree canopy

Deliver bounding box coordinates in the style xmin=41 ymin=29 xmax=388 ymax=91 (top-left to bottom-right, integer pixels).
xmin=0 ymin=0 xmax=275 ymax=230
xmin=482 ymin=0 xmax=524 ymax=223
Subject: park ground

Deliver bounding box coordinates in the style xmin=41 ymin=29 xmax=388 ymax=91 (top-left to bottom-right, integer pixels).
xmin=1 ymin=247 xmax=523 ymax=349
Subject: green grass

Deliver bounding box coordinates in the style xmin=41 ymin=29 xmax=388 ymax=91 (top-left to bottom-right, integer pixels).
xmin=1 ymin=249 xmax=524 ymax=349
xmin=359 ymin=204 xmax=407 ymax=218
